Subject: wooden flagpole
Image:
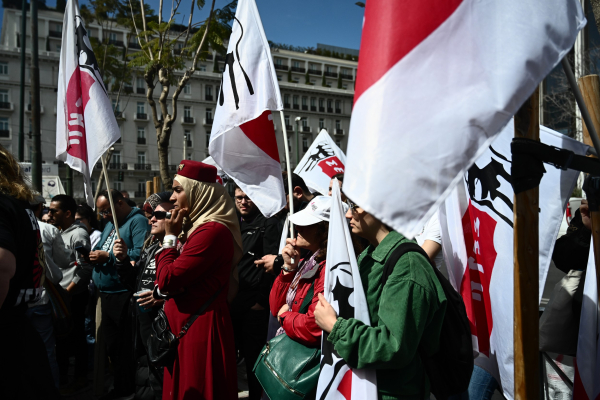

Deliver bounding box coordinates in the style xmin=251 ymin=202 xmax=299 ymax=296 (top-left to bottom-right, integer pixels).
xmin=513 ymin=87 xmax=540 ymax=400
xmin=146 ymin=181 xmax=153 ymax=199
xmin=153 ymin=176 xmax=161 ymax=194
xmin=279 ymin=111 xmax=295 ymax=253
xmin=100 ymin=155 xmax=121 ymax=240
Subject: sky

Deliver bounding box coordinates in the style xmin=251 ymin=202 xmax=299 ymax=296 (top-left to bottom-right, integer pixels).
xmin=0 ymin=0 xmax=365 ymax=50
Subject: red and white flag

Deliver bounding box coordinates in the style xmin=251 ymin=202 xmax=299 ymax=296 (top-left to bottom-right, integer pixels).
xmin=209 ymin=0 xmax=285 ymax=217
xmin=317 ymin=179 xmax=377 ymax=400
xmin=344 ymin=0 xmax=585 ymax=239
xmin=294 ymin=129 xmax=346 ymax=195
xmin=56 ymin=0 xmax=120 ymax=207
xmin=202 ymin=156 xmax=228 ymax=185
xmin=439 ymin=124 xmax=587 ymax=400
xmin=573 ymin=245 xmax=600 ymax=400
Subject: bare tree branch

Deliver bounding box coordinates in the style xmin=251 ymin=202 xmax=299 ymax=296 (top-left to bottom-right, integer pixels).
xmin=139 ymin=0 xmax=153 ymax=61
xmin=181 ymin=0 xmax=195 ymax=57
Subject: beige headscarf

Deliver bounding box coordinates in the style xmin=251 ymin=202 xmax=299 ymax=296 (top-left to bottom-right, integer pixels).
xmin=175 ymin=175 xmax=243 ymax=268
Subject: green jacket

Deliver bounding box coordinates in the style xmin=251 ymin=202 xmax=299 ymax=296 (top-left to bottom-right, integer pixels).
xmin=327 ymin=231 xmax=446 ymax=400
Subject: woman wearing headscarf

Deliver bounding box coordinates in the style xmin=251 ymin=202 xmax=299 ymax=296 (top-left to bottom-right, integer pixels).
xmin=154 ymin=160 xmax=242 ymax=400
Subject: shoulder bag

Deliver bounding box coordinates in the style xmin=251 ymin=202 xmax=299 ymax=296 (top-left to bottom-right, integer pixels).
xmin=147 ymin=286 xmax=223 ymax=368
xmin=253 ymin=281 xmax=321 ymax=400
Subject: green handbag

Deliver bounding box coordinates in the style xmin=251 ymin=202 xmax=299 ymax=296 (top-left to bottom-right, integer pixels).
xmin=254 ymin=282 xmax=321 ymax=400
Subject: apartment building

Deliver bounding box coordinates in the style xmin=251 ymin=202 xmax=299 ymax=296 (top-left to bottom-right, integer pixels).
xmin=0 ymin=7 xmax=357 ymax=201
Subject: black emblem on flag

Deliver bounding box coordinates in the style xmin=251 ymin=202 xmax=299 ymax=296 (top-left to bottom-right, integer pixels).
xmin=298 ymin=141 xmax=335 ymax=172
xmin=218 ymin=17 xmax=254 ymax=110
xmin=74 ymin=16 xmax=106 ymax=95
xmin=465 ymin=146 xmax=514 ymax=227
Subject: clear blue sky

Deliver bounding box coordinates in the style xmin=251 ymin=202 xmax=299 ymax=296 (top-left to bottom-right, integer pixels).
xmin=0 ymin=0 xmax=364 ymax=50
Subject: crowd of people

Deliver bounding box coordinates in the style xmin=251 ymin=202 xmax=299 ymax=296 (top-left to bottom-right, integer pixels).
xmin=0 ymin=141 xmax=582 ymax=400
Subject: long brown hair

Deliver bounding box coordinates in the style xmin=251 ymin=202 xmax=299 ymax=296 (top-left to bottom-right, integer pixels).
xmin=0 ymin=143 xmax=33 ymax=202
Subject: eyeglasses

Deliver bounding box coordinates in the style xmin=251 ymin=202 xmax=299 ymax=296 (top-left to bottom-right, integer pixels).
xmin=234 ymin=195 xmax=252 ymax=203
xmin=98 ymin=209 xmax=112 ymax=217
xmin=347 ymin=200 xmax=359 ymax=213
xmin=152 ymin=211 xmax=172 ymax=220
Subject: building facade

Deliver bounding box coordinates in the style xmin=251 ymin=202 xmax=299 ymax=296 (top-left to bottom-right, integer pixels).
xmin=0 ymin=7 xmax=357 ymax=201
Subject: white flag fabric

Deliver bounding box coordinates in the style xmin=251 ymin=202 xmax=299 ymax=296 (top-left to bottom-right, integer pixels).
xmin=294 ymin=130 xmax=346 ymax=195
xmin=202 ymin=156 xmax=228 ymax=185
xmin=573 ymin=245 xmax=600 ymax=400
xmin=56 ymin=0 xmax=120 ymax=207
xmin=208 ymin=0 xmax=285 ymax=217
xmin=344 ymin=0 xmax=585 ymax=239
xmin=439 ymin=124 xmax=587 ymax=400
xmin=317 ymin=179 xmax=377 ymax=399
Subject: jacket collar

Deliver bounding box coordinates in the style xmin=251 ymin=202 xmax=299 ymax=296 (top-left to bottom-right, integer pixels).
xmin=62 ymin=220 xmax=86 ymax=234
xmin=368 ymin=231 xmax=404 ymax=263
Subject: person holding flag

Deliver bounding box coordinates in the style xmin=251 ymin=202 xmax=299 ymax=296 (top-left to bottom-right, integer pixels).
xmin=314 ymin=200 xmax=447 ymax=399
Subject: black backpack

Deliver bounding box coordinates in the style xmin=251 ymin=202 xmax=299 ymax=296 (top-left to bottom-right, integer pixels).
xmin=380 ymin=242 xmax=474 ymax=400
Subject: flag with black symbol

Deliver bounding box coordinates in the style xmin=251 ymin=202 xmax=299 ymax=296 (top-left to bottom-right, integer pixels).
xmin=56 ymin=0 xmax=120 ymax=206
xmin=294 ymin=129 xmax=346 ymax=195
xmin=317 ymin=179 xmax=377 ymax=400
xmin=209 ymin=0 xmax=285 ymax=217
xmin=439 ymin=123 xmax=587 ymax=400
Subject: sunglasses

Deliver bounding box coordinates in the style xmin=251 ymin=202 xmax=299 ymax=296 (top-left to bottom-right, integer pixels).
xmin=152 ymin=211 xmax=172 ymax=220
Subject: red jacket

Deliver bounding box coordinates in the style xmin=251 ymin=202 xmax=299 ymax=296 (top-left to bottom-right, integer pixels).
xmin=269 ymin=259 xmax=325 ymax=348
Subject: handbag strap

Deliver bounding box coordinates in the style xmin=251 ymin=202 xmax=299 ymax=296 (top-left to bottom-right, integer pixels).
xmin=177 ymin=285 xmax=224 ymax=339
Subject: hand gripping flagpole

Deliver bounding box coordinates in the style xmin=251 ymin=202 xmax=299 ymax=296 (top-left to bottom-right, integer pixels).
xmin=279 ymin=110 xmax=295 ymax=263
xmin=100 ymin=153 xmax=121 ymax=240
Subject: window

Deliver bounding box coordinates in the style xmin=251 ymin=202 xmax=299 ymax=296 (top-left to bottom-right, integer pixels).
xmin=302 ymin=136 xmax=309 ymax=152
xmin=341 ymin=67 xmax=350 ymax=76
xmin=0 ymin=89 xmax=8 ymax=103
xmin=335 ymin=139 xmax=341 ymax=147
xmin=199 ymin=65 xmax=206 ymax=72
xmin=319 ymin=98 xmax=324 ymax=108
xmin=136 ymin=102 xmax=145 ymax=114
xmin=112 ymin=150 xmax=121 ymax=164
xmin=0 ymin=62 xmax=7 ymax=75
xmin=277 ymin=75 xmax=282 ymax=81
xmin=342 ymin=84 xmax=348 ymax=90
xmin=205 ymin=85 xmax=212 ymax=100
xmin=91 ymin=178 xmax=96 ymax=193
xmin=319 ymin=118 xmax=324 ymax=129
xmin=184 ymin=106 xmax=192 ymax=121
xmin=293 ymin=95 xmax=299 ymax=105
xmin=310 ymin=98 xmax=316 ymax=107
xmin=0 ymin=117 xmax=8 ymax=136
xmin=137 ymin=151 xmax=146 ymax=164
xmin=275 ymin=58 xmax=283 ymax=66
xmin=113 ymin=181 xmax=122 ymax=191
xmin=136 ymin=77 xmax=144 ymax=89
xmin=284 ymin=115 xmax=290 ymax=126
xmin=56 ymin=45 xmax=61 ymax=52
xmin=184 ymin=83 xmax=191 ymax=94
xmin=335 ymin=120 xmax=341 ymax=129
xmin=301 ymin=117 xmax=308 ymax=127
xmin=184 ymin=130 xmax=192 ymax=146
xmin=326 ymin=65 xmax=335 ymax=73
xmin=56 ymin=24 xmax=63 ymax=33
xmin=137 ymin=126 xmax=145 ymax=138
xmin=112 ymin=99 xmax=120 ymax=112
xmin=138 ymin=180 xmax=146 ymax=194
xmin=292 ymin=60 xmax=300 ymax=68
xmin=187 ymin=152 xmax=192 ymax=161
xmin=327 ymin=100 xmax=333 ymax=111
xmin=284 ymin=94 xmax=290 ymax=105
xmin=206 ymin=132 xmax=211 ymax=148
xmin=302 ymin=97 xmax=307 ymax=106
xmin=335 ymin=100 xmax=341 ymax=109
xmin=206 ymin=108 xmax=213 ymax=120
xmin=109 ymin=32 xmax=117 ymax=41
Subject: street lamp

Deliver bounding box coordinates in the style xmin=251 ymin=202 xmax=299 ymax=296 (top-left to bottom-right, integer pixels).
xmin=295 ymin=116 xmax=302 ymax=166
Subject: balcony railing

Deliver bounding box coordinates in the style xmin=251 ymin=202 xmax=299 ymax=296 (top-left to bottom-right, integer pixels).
xmin=129 ymin=42 xmax=141 ymax=49
xmin=285 ymin=124 xmax=293 ymax=131
xmin=136 ymin=113 xmax=148 ymax=120
xmin=340 ymin=73 xmax=354 ymax=80
xmin=291 ymin=66 xmax=305 ymax=73
xmin=293 ymin=104 xmax=299 ymax=110
xmin=319 ymin=106 xmax=325 ymax=112
xmin=183 ymin=116 xmax=195 ymax=124
xmin=134 ymin=191 xmax=146 ymax=198
xmin=205 ymin=94 xmax=213 ymax=101
xmin=137 ymin=137 xmax=146 ymax=145
xmin=115 ymin=111 xmax=125 ymax=119
xmin=274 ymin=64 xmax=288 ymax=71
xmin=168 ymin=164 xmax=179 ymax=172
xmin=335 ymin=109 xmax=342 ymax=114
xmin=108 ymin=39 xmax=124 ymax=47
xmin=0 ymin=102 xmax=11 ymax=110
xmin=204 ymin=117 xmax=213 ymax=125
xmin=216 ymin=55 xmax=225 ymax=62
xmin=0 ymin=130 xmax=9 ymax=138
xmin=186 ymin=140 xmax=193 ymax=147
xmin=301 ymin=105 xmax=308 ymax=111
xmin=310 ymin=106 xmax=317 ymax=112
xmin=108 ymin=163 xmax=128 ymax=170
xmin=301 ymin=126 xmax=311 ymax=133
xmin=284 ymin=103 xmax=290 ymax=108
xmin=136 ymin=87 xmax=145 ymax=94
xmin=334 ymin=128 xmax=344 ymax=135
xmin=205 ymin=54 xmax=214 ymax=60
xmin=308 ymin=69 xmax=322 ymax=75
xmin=324 ymin=71 xmax=338 ymax=78
xmin=135 ymin=163 xmax=152 ymax=170
xmin=327 ymin=108 xmax=333 ymax=113
xmin=49 ymin=30 xmax=62 ymax=38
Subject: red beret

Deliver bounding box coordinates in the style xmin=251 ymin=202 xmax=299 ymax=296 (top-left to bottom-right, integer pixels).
xmin=176 ymin=160 xmax=217 ymax=183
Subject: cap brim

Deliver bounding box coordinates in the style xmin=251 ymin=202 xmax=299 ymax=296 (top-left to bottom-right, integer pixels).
xmin=289 ymin=209 xmax=323 ymax=226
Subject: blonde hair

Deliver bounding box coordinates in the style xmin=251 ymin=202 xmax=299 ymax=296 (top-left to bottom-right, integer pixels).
xmin=0 ymin=143 xmax=33 ymax=202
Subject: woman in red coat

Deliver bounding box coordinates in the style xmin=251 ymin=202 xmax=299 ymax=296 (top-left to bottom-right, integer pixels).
xmin=155 ymin=160 xmax=242 ymax=400
xmin=269 ymin=196 xmax=336 ymax=348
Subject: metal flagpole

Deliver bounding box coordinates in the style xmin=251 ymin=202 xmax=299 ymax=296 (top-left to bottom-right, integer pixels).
xmin=280 ymin=110 xmax=295 ymax=261
xmin=100 ymin=155 xmax=121 ymax=240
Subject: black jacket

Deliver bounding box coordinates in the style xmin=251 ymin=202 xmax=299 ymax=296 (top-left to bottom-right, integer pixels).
xmin=233 ymin=212 xmax=282 ymax=312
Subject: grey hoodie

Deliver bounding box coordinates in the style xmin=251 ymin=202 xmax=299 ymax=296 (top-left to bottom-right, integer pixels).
xmin=60 ymin=221 xmax=92 ymax=294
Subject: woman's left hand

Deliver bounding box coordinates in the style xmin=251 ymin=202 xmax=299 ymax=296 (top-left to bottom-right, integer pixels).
xmin=277 ymin=303 xmax=289 ymax=324
xmin=165 ymin=208 xmax=188 ymax=237
xmin=315 ymin=293 xmax=338 ymax=333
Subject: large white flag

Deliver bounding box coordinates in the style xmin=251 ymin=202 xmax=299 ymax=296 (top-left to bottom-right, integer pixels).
xmin=209 ymin=0 xmax=285 ymax=217
xmin=317 ymin=180 xmax=377 ymax=399
xmin=573 ymin=245 xmax=600 ymax=400
xmin=294 ymin=130 xmax=346 ymax=195
xmin=56 ymin=0 xmax=120 ymax=207
xmin=202 ymin=156 xmax=228 ymax=185
xmin=439 ymin=124 xmax=587 ymax=400
xmin=344 ymin=0 xmax=585 ymax=239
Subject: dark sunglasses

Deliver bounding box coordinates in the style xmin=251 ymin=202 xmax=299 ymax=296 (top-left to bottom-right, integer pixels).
xmin=152 ymin=211 xmax=172 ymax=220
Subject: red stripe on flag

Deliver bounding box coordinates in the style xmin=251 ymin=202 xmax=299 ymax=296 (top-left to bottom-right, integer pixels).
xmin=354 ymin=0 xmax=463 ymax=103
xmin=337 ymin=369 xmax=352 ymax=400
xmin=239 ymin=110 xmax=279 ymax=162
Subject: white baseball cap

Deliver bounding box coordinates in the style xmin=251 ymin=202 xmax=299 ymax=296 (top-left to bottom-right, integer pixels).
xmin=289 ymin=196 xmax=348 ymax=226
